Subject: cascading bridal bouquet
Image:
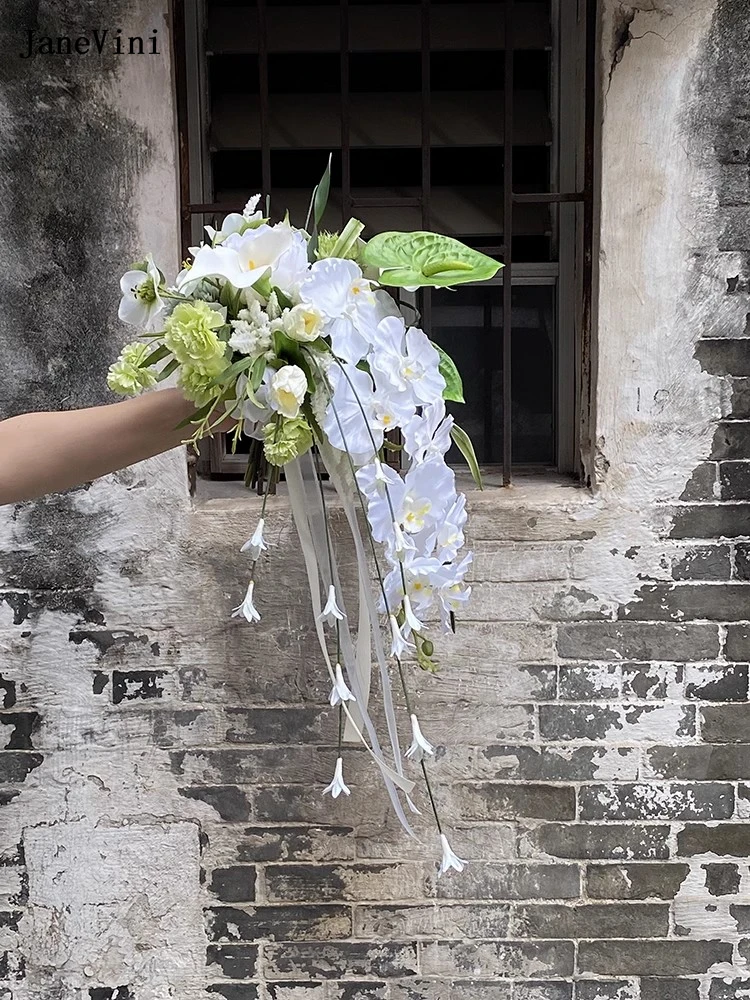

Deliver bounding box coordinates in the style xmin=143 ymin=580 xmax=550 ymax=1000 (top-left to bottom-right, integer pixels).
xmin=108 ymin=163 xmax=501 ymax=874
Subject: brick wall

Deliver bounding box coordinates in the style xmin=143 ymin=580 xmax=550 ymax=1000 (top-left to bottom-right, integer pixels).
xmin=3 ymin=0 xmax=750 ymax=998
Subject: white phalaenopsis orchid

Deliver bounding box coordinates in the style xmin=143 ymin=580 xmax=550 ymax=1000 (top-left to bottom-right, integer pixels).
xmin=299 ymin=258 xmax=377 ymax=364
xmin=241 ymin=518 xmax=267 ymax=560
xmin=231 ymin=580 xmax=261 ymax=623
xmin=322 ymin=363 xmax=383 ymax=463
xmin=438 ymin=833 xmax=467 ymax=876
xmin=323 ymin=756 xmax=351 ymax=798
xmin=178 ymin=224 xmax=297 ymax=292
xmin=118 ymin=254 xmax=165 ymax=330
xmin=403 ymin=398 xmax=454 ymax=464
xmin=371 ymin=316 xmax=446 ymax=406
xmin=319 ymin=584 xmax=345 ymax=625
xmin=405 ymin=714 xmax=435 ymax=762
xmin=329 ymin=663 xmax=356 ymax=706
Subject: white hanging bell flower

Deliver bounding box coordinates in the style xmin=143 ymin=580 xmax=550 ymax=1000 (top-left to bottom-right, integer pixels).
xmin=392 ymin=521 xmax=414 ymax=561
xmin=402 ymin=594 xmax=424 ymax=635
xmin=319 ymin=584 xmax=346 ymax=625
xmin=231 ymin=580 xmax=261 ymax=623
xmin=389 ymin=614 xmax=415 ymax=658
xmin=240 ymin=518 xmax=268 ymax=560
xmin=329 ymin=663 xmax=357 ymax=707
xmin=405 ymin=713 xmax=435 ymax=762
xmin=323 ymin=756 xmax=351 ymax=798
xmin=438 ymin=833 xmax=467 ymax=877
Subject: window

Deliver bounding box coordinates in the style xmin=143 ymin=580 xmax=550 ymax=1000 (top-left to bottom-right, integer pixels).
xmin=174 ymin=0 xmax=596 ymax=483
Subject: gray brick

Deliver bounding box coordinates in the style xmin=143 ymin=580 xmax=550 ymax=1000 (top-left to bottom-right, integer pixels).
xmin=264 ymin=985 xmax=324 ymax=1000
xmin=445 ymin=783 xmax=575 ymax=821
xmin=539 ymin=704 xmax=695 ymax=742
xmin=585 ymin=863 xmax=690 ymax=900
xmin=621 ymin=663 xmax=682 ymax=699
xmin=514 ymin=984 xmax=572 ymax=1000
xmin=671 ymin=544 xmax=730 ymax=580
xmin=557 ymin=623 xmax=720 ymax=660
xmin=206 ymin=944 xmax=259 ymax=979
xmin=225 ymin=707 xmax=328 ymax=744
xmin=510 ymin=902 xmax=668 ymax=938
xmin=620 ymin=583 xmax=750 ymax=621
xmin=558 ymin=665 xmax=619 ymax=700
xmin=645 ymin=744 xmax=750 ymax=779
xmin=731 ymin=379 xmax=750 ymax=418
xmin=574 ymin=982 xmax=636 ymax=1000
xmin=577 ymin=939 xmax=732 ymax=975
xmin=436 ymin=863 xmax=581 ymax=901
xmin=720 ymin=461 xmax=750 ymax=499
xmin=208 ymin=986 xmax=260 ymax=1000
xmin=263 ymin=942 xmax=418 ymax=979
xmin=685 ymin=663 xmax=749 ymax=700
xmin=709 ymin=982 xmax=750 ymax=1000
xmin=254 ymin=785 xmax=387 ymax=825
xmin=641 ymin=981 xmax=700 ymax=1000
xmin=726 ymin=625 xmax=750 ymax=660
xmin=178 ymin=786 xmax=250 ymax=822
xmin=420 ymin=940 xmax=574 ymax=978
xmin=729 ymin=904 xmax=750 ymax=932
xmin=235 ymin=826 xmax=354 ymax=863
xmin=389 ymin=981 xmax=511 ymax=1000
xmin=703 ymin=862 xmax=741 ymax=896
xmin=670 ymin=503 xmax=750 ymax=539
xmin=680 ymin=464 xmax=719 ymax=502
xmin=264 ymin=863 xmax=430 ymax=903
xmin=519 ymin=824 xmax=670 ymax=860
xmin=206 ymin=905 xmax=351 ymax=942
xmin=0 ymin=752 xmax=43 ymax=783
xmin=713 ymin=424 xmax=750 ymax=461
xmin=677 ymin=824 xmax=750 ymax=856
xmin=209 ymin=866 xmax=257 ymax=903
xmin=353 ymin=903 xmax=510 ymax=939
xmin=578 ymin=782 xmax=734 ymax=820
xmin=329 ymin=984 xmax=387 ymax=1000
xmin=701 ymin=704 xmax=750 ymax=742
xmin=477 ymin=745 xmax=639 ymax=782
xmin=735 ymin=543 xmax=750 ymax=579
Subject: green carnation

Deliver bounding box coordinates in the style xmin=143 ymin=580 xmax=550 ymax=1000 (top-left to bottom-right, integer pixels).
xmin=107 ymin=341 xmax=158 ymax=396
xmin=163 ymin=300 xmax=228 ymax=375
xmin=263 ymin=416 xmax=313 ymax=467
xmin=178 ymin=365 xmax=224 ymax=407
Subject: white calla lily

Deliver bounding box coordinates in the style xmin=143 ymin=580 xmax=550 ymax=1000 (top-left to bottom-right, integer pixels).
xmin=178 ymin=224 xmax=296 ymax=292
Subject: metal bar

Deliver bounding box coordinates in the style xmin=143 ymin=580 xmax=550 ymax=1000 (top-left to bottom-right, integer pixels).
xmin=514 ymin=191 xmax=585 ymax=203
xmin=502 ymin=0 xmax=515 ymax=485
xmin=349 ymin=197 xmax=423 ymax=208
xmin=340 ymin=0 xmax=352 ymax=223
xmin=484 ymin=292 xmax=494 ymax=463
xmin=172 ymin=0 xmax=193 ymax=256
xmin=421 ymin=0 xmax=431 ymax=231
xmin=579 ymin=0 xmax=598 ymax=479
xmin=257 ymin=0 xmax=271 ymax=200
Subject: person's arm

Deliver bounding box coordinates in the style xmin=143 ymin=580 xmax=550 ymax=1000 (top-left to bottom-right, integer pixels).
xmin=0 ymin=388 xmax=214 ymax=505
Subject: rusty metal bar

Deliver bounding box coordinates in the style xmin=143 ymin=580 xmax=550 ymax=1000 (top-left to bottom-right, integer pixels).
xmin=502 ymin=0 xmax=515 ymax=485
xmin=340 ymin=0 xmax=352 ymax=224
xmin=257 ymin=0 xmax=271 ymax=200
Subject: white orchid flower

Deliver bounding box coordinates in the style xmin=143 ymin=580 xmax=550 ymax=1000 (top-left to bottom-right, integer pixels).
xmin=268 ymin=365 xmax=308 ymax=419
xmin=329 ymin=663 xmax=356 ymax=707
xmin=435 ymin=552 xmax=474 ymax=631
xmin=356 ymin=461 xmax=406 ymax=545
xmin=322 ymin=364 xmax=383 ymax=463
xmin=389 ymin=614 xmax=415 ymax=658
xmin=178 ymin=224 xmax=296 ymax=292
xmin=241 ymin=518 xmax=267 ymax=560
xmin=438 ymin=833 xmax=467 ymax=876
xmin=299 ymin=258 xmax=377 ymax=364
xmin=405 ymin=714 xmax=435 ymax=762
xmin=431 ymin=494 xmax=468 ymax=562
xmin=318 ymin=584 xmax=346 ymax=625
xmin=403 ymin=399 xmax=454 ymax=464
xmin=323 ymin=756 xmax=351 ymax=798
xmin=118 ymin=254 xmax=165 ymax=330
xmin=402 ymin=457 xmax=456 ymax=534
xmin=231 ymin=580 xmax=261 ymax=623
xmin=370 ymin=317 xmax=446 ymax=406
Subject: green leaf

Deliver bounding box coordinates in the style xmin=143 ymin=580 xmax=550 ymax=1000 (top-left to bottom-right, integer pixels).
xmin=209 ymin=355 xmax=256 ymax=387
xmin=451 ymin=423 xmax=483 ymax=490
xmin=273 ymin=286 xmax=294 ymax=310
xmin=434 ymin=344 xmax=464 ymax=403
xmin=175 ymin=399 xmax=215 ymax=430
xmin=140 ymin=344 xmax=170 ymax=368
xmin=361 ymin=231 xmax=502 ymax=288
xmin=307 ymin=153 xmax=332 ymax=260
xmin=250 ymin=353 xmax=267 ymax=392
xmin=156 ymin=358 xmax=179 ymax=382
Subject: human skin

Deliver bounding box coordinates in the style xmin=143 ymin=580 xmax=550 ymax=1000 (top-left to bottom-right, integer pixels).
xmin=0 ymin=388 xmax=221 ymax=505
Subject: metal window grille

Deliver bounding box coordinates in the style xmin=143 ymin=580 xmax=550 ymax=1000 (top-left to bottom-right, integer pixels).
xmin=173 ymin=0 xmax=597 ymax=484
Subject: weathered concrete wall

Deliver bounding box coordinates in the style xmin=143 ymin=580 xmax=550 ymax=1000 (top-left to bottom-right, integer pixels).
xmin=3 ymin=0 xmax=750 ymax=997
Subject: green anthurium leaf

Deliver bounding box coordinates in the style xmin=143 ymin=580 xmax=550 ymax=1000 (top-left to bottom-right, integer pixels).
xmin=361 ymin=231 xmax=502 ymax=288
xmin=434 ymin=343 xmax=464 ymax=403
xmin=451 ymin=423 xmax=483 ymax=490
